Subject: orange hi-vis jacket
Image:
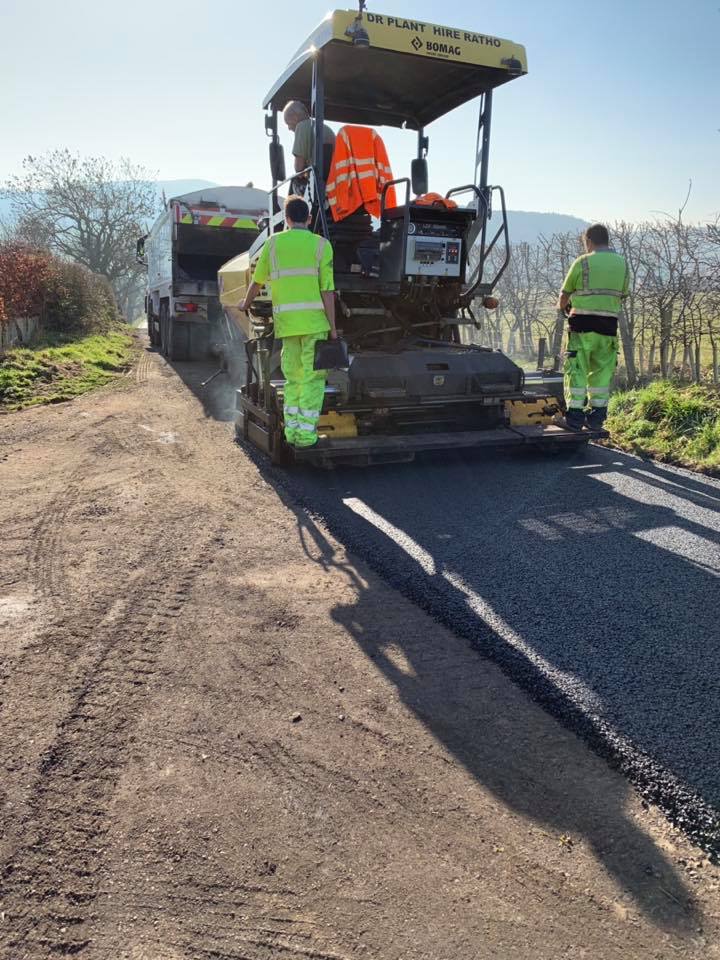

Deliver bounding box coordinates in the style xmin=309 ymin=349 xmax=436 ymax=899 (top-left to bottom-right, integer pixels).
xmin=326 ymin=126 xmax=397 ymax=222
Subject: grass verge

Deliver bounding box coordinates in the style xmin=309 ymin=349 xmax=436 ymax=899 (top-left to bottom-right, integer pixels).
xmin=607 ymin=381 xmax=720 ymax=474
xmin=0 ymin=328 xmax=135 ymax=412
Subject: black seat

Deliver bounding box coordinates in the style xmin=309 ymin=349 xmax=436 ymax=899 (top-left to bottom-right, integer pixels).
xmin=328 ymin=208 xmax=374 ymax=273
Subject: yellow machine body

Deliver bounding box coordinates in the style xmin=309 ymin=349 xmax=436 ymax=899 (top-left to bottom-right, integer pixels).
xmin=505 ymin=397 xmax=559 ymax=426
xmin=318 ymin=411 xmax=358 ymax=439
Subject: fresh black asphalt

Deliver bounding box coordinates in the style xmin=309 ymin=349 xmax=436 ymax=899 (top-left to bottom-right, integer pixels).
xmin=270 ymin=443 xmax=720 ymax=855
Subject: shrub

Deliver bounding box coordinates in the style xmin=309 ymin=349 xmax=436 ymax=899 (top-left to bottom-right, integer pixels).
xmin=0 ymin=244 xmax=54 ymax=320
xmin=608 ymin=381 xmax=720 ymax=473
xmin=45 ymin=261 xmax=119 ymax=334
xmin=0 ymin=242 xmax=120 ymax=337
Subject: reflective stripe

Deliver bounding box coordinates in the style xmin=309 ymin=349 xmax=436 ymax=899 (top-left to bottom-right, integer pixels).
xmin=315 ymin=238 xmax=327 ymax=266
xmin=330 ymin=167 xmax=380 ymax=190
xmin=573 ymin=288 xmax=625 ymax=298
xmin=581 ymin=257 xmax=590 ymax=290
xmin=333 ymin=157 xmax=374 ymax=170
xmin=588 ymin=397 xmax=608 ymax=407
xmin=273 ymin=300 xmax=324 ymax=314
xmin=285 ymin=405 xmax=300 ymax=414
xmin=269 ymin=235 xmax=278 ymax=274
xmin=587 ymin=387 xmax=609 ymax=395
xmin=270 ymin=267 xmax=318 ymax=279
xmin=299 ymin=408 xmax=320 ymax=419
xmin=568 ymin=388 xmax=587 ymax=395
xmin=296 ymin=421 xmax=317 ymax=432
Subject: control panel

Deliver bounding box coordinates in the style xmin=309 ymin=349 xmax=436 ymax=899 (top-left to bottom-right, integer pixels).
xmin=405 ymin=221 xmax=464 ymax=278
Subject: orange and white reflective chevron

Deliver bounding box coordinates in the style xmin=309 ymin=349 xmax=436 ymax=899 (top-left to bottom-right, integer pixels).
xmin=326 ymin=126 xmax=397 ymax=222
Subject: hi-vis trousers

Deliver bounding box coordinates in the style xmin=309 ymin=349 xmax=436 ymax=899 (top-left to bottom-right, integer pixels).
xmin=281 ymin=332 xmax=328 ymax=447
xmin=564 ymin=331 xmax=618 ymax=412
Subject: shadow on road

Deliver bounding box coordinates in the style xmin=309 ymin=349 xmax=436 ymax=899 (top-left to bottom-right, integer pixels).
xmin=285 ymin=487 xmax=703 ymax=934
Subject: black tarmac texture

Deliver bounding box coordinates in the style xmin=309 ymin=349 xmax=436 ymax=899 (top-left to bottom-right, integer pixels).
xmin=261 ymin=443 xmax=720 ymax=856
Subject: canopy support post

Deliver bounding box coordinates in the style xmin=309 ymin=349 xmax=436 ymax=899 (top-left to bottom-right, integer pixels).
xmin=475 ymin=89 xmax=493 ymax=195
xmin=311 ymin=49 xmax=329 ymax=238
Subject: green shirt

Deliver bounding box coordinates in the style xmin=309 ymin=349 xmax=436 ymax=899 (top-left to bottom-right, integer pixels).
xmin=562 ymin=249 xmax=630 ymax=318
xmin=253 ymin=228 xmax=334 ymax=338
xmin=292 ymin=119 xmax=336 ymax=167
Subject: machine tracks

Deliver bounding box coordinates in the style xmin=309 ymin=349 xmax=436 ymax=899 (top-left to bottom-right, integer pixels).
xmin=0 ymin=528 xmax=223 ymax=958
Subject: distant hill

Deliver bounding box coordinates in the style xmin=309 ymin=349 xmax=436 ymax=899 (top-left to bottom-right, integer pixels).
xmin=505 ymin=210 xmax=589 ymax=245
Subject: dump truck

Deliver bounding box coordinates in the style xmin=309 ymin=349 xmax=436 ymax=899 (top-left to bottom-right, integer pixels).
xmin=219 ymin=7 xmax=602 ymax=466
xmin=138 ymin=186 xmax=268 ymax=361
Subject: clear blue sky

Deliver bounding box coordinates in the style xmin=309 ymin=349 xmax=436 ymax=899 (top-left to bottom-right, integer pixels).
xmin=2 ymin=0 xmax=718 ymax=222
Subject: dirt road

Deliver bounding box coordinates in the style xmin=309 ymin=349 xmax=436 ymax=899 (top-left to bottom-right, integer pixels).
xmin=1 ymin=339 xmax=719 ymax=959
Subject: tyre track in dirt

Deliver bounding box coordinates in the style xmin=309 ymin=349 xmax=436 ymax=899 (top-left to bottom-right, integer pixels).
xmin=0 ymin=526 xmax=224 ymax=958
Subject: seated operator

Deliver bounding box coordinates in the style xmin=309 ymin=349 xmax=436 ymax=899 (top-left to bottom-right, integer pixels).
xmin=283 ymin=100 xmax=335 ymax=196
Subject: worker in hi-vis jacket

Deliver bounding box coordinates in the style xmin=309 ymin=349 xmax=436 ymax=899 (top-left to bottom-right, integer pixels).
xmin=241 ymin=196 xmax=337 ymax=448
xmin=558 ymin=223 xmax=629 ymax=431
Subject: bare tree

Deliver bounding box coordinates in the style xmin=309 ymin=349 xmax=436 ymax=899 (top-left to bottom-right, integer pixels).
xmin=536 ymin=232 xmax=583 ymax=362
xmin=493 ymin=242 xmax=547 ymax=359
xmin=3 ymin=150 xmax=158 ymax=320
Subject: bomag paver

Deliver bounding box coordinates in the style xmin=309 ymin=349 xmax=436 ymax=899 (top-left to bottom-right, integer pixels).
xmin=220 ymin=6 xmax=599 ymax=466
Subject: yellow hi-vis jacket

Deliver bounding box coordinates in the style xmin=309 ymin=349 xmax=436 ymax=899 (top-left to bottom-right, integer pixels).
xmin=562 ymin=249 xmax=630 ymax=318
xmin=252 ymin=228 xmax=335 ymax=338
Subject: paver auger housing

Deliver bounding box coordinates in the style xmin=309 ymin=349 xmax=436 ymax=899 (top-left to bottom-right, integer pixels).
xmin=220 ymin=7 xmax=594 ymax=466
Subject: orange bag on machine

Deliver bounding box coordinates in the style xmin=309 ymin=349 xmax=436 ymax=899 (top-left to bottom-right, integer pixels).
xmin=414 ymin=192 xmax=458 ymax=209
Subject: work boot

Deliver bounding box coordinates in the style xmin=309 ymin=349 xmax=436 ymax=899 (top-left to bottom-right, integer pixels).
xmin=293 ymin=434 xmax=319 ymax=449
xmin=562 ymin=407 xmax=586 ymax=432
xmin=586 ymin=407 xmax=608 ymax=432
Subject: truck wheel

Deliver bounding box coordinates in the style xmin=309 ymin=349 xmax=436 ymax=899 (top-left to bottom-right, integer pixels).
xmin=168 ymin=318 xmax=189 ymax=361
xmin=159 ymin=303 xmax=170 ymax=357
xmin=188 ymin=323 xmax=210 ymax=361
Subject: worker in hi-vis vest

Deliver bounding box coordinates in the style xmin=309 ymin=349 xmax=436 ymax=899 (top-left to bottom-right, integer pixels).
xmin=241 ymin=196 xmax=337 ymax=448
xmin=557 ymin=223 xmax=629 ymax=431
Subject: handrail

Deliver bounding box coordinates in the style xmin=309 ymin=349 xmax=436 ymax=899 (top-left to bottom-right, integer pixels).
xmin=266 ymin=165 xmax=330 ymax=239
xmin=461 ymin=185 xmax=510 ymax=303
xmin=380 ymin=177 xmax=410 ymax=218
xmin=445 ymin=184 xmax=485 ymax=212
